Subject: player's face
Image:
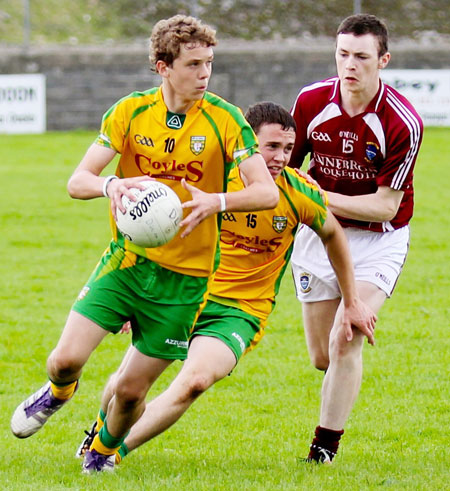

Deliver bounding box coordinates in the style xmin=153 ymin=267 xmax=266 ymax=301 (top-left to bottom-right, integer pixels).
xmin=165 ymin=43 xmax=213 ymax=102
xmin=336 ymin=33 xmax=389 ymax=98
xmin=256 ymin=123 xmax=296 ymax=180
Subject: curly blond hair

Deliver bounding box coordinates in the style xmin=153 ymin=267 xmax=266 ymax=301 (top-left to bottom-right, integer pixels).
xmin=150 ymin=15 xmax=217 ymax=70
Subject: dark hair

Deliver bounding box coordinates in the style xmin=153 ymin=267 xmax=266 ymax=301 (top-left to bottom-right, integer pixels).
xmin=245 ymin=101 xmax=296 ymax=135
xmin=337 ymin=14 xmax=388 ymax=57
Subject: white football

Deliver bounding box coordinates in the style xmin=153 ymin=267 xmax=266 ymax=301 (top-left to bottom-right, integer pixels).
xmin=115 ymin=180 xmax=183 ymax=248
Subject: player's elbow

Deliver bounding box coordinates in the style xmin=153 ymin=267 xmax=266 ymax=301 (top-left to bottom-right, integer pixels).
xmin=67 ymin=174 xmax=85 ymax=199
xmin=67 ymin=178 xmax=77 ymax=198
xmin=264 ymin=186 xmax=279 ymax=209
xmin=375 ymin=203 xmax=400 ymax=222
xmin=382 ymin=210 xmax=397 ymax=222
xmin=385 ymin=202 xmax=401 ymax=221
xmin=373 ymin=188 xmax=403 ymax=222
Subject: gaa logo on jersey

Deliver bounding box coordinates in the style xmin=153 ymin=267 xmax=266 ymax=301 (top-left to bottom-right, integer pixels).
xmin=272 ymin=216 xmax=287 ymax=233
xmin=190 ymin=136 xmax=206 ymax=155
xmin=311 ymin=131 xmax=332 ymax=142
xmin=365 ymin=142 xmax=380 ymax=162
xmin=222 ymin=212 xmax=237 ymax=222
xmin=298 ymin=272 xmax=312 ymax=293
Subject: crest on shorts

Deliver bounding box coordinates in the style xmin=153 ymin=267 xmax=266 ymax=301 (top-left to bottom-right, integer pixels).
xmin=77 ymin=286 xmax=90 ymax=301
xmin=365 ymin=142 xmax=379 ymax=162
xmin=190 ymin=136 xmax=206 ymax=155
xmin=299 ymin=272 xmax=312 ymax=293
xmin=272 ymin=216 xmax=287 ymax=233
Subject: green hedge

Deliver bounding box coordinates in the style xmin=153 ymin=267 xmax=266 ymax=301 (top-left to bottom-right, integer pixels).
xmin=1 ymin=0 xmax=449 ymax=45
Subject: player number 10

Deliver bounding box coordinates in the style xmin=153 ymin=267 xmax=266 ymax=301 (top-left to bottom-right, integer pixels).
xmin=164 ymin=137 xmax=175 ymax=153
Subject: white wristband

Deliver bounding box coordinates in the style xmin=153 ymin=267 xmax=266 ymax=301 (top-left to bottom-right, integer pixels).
xmin=217 ymin=193 xmax=227 ymax=212
xmin=102 ymin=175 xmax=118 ymax=198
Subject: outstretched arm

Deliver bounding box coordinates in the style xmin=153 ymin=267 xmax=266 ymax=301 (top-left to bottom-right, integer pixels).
xmin=180 ymin=152 xmax=279 ymax=237
xmin=314 ymin=212 xmax=377 ymax=345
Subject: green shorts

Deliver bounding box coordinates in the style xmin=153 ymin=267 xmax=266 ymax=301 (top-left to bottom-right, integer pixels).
xmin=72 ymin=241 xmax=209 ymax=360
xmin=193 ymin=299 xmax=265 ymax=362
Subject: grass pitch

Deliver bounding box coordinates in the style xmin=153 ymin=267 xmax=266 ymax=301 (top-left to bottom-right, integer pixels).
xmin=1 ymin=128 xmax=449 ymax=490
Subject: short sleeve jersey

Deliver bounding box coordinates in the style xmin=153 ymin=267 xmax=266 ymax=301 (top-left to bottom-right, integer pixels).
xmin=289 ymin=77 xmax=423 ymax=232
xmin=211 ymin=166 xmax=327 ymax=320
xmin=96 ymin=87 xmax=259 ymax=277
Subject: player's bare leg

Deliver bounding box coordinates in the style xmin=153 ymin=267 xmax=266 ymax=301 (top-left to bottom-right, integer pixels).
xmin=47 ymin=311 xmax=110 ymax=382
xmin=321 ymin=281 xmax=386 ymax=429
xmin=80 ymin=336 xmax=236 ymax=465
xmin=100 ymin=345 xmax=133 ymax=413
xmin=124 ymin=335 xmax=237 ymax=453
xmin=76 ymin=346 xmax=133 ymax=458
xmin=11 ymin=311 xmax=109 ymax=438
xmin=305 ymin=281 xmax=386 ymax=463
xmin=104 ymin=347 xmax=172 ymax=437
xmin=83 ymin=347 xmax=171 ymax=473
xmin=302 ymin=298 xmax=340 ymax=371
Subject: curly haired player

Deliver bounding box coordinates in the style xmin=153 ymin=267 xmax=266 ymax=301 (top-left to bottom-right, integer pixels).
xmin=75 ymin=102 xmax=376 ymax=468
xmin=11 ymin=15 xmax=279 ymax=474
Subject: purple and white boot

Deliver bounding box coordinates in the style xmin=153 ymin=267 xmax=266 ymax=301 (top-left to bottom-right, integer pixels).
xmin=11 ymin=381 xmax=75 ymax=438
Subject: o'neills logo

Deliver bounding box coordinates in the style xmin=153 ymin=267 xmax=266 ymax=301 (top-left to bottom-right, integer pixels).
xmin=135 ymin=153 xmax=204 ymax=182
xmin=166 ymin=113 xmax=185 ymax=129
xmin=220 ymin=229 xmax=283 ymax=253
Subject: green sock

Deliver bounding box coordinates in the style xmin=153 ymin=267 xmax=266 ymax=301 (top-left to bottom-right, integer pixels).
xmin=98 ymin=408 xmax=106 ymax=423
xmin=118 ymin=442 xmax=129 ymax=460
xmin=95 ymin=407 xmax=107 ymax=432
xmin=98 ymin=419 xmax=125 ymax=450
xmin=49 ymin=378 xmax=78 ymax=387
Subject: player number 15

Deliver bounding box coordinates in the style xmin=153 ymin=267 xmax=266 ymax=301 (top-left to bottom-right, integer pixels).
xmin=342 ymin=138 xmax=354 ymax=154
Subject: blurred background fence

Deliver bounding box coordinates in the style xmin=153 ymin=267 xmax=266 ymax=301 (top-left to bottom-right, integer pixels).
xmin=3 ymin=1 xmax=448 ymax=46
xmin=1 ymin=1 xmax=449 ymax=130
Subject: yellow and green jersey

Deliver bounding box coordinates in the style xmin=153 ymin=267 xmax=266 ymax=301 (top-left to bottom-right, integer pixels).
xmin=211 ymin=166 xmax=328 ymax=320
xmin=95 ymin=86 xmax=259 ymax=277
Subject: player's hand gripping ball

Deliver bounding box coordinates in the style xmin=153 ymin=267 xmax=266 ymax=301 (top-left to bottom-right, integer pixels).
xmin=116 ymin=181 xmax=183 ymax=248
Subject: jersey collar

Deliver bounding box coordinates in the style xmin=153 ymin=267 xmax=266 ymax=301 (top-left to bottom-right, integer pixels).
xmin=330 ymin=78 xmax=387 ymax=115
xmin=158 ymin=85 xmax=206 ymax=116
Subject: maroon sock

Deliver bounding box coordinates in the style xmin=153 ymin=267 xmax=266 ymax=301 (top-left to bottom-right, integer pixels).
xmin=308 ymin=425 xmax=344 ymax=463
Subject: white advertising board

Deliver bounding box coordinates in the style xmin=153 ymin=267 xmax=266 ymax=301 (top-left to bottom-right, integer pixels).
xmin=0 ymin=74 xmax=46 ymax=133
xmin=381 ymin=69 xmax=450 ymax=127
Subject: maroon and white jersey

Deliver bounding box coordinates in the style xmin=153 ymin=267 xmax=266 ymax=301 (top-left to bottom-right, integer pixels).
xmin=290 ymin=77 xmax=423 ymax=232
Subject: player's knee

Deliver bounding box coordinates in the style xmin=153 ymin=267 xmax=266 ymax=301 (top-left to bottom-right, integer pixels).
xmin=47 ymin=349 xmax=83 ymax=378
xmin=107 ymin=371 xmax=119 ymax=393
xmin=329 ymin=331 xmax=363 ymax=362
xmin=329 ymin=335 xmax=348 ymax=360
xmin=310 ymin=352 xmax=329 ymax=371
xmin=184 ymin=373 xmax=213 ymax=400
xmin=306 ymin=343 xmax=329 ymax=371
xmin=114 ymin=382 xmax=146 ymax=408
